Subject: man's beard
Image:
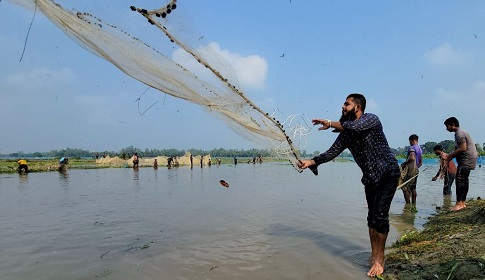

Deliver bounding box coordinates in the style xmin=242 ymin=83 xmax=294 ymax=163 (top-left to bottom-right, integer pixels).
xmin=339 ymin=107 xmax=357 ymax=122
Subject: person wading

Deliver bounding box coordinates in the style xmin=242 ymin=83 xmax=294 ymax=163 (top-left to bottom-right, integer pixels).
xmin=299 ymin=93 xmax=400 ymax=277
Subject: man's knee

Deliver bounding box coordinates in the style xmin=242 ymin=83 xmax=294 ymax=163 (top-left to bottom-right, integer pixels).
xmin=368 ymin=215 xmax=390 ymax=234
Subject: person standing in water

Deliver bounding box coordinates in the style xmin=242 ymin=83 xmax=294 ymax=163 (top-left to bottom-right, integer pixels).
xmin=400 ymin=134 xmax=422 ymax=205
xmin=132 ymin=153 xmax=139 ymax=169
xmin=432 ymin=144 xmax=456 ymax=196
xmin=441 ymin=117 xmax=477 ymax=211
xmin=299 ymin=93 xmax=400 ymax=277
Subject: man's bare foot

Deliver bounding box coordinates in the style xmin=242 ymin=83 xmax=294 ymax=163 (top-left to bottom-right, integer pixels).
xmin=367 ymin=261 xmax=384 ymax=277
xmin=450 ymin=202 xmax=466 ymax=211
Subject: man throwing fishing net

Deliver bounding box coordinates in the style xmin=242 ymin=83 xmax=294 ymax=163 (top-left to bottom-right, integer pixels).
xmin=299 ymin=93 xmax=400 ymax=277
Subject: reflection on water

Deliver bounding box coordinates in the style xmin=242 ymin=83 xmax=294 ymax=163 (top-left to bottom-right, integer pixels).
xmin=442 ymin=195 xmax=452 ymax=210
xmin=268 ymin=223 xmax=370 ymax=267
xmin=0 ymin=162 xmax=483 ymax=280
xmin=58 ymin=170 xmax=69 ymax=181
xmin=133 ymin=168 xmax=139 ymax=181
xmin=19 ymin=173 xmax=29 ymax=184
xmin=390 ymin=204 xmax=418 ymax=236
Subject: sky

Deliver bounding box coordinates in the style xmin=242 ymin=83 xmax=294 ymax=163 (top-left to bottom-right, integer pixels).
xmin=1 ymin=0 xmax=485 ymax=155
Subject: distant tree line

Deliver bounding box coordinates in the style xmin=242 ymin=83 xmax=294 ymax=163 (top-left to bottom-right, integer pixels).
xmin=5 ymin=147 xmax=94 ymax=159
xmin=2 ymin=141 xmax=483 ymax=159
xmin=3 ymin=146 xmax=316 ymax=159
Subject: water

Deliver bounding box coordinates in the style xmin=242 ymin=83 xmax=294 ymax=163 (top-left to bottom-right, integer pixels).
xmin=0 ymin=162 xmax=484 ymax=280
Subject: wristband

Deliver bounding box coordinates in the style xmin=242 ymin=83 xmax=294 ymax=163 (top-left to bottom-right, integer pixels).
xmin=326 ymin=119 xmax=332 ymax=128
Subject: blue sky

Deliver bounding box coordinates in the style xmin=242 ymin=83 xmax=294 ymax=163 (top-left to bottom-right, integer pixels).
xmin=1 ymin=0 xmax=484 ymax=155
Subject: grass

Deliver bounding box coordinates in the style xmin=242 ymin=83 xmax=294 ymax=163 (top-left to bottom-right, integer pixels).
xmin=0 ymin=156 xmax=315 ymax=173
xmin=384 ymin=199 xmax=485 ymax=280
xmin=0 ymin=158 xmax=105 ymax=173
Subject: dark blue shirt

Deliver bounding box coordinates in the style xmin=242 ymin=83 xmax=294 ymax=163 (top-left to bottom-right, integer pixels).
xmin=312 ymin=113 xmax=399 ymax=184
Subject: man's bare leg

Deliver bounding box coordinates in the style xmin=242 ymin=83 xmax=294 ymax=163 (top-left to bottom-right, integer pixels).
xmin=368 ymin=228 xmax=387 ymax=277
xmin=402 ymin=189 xmax=411 ymax=204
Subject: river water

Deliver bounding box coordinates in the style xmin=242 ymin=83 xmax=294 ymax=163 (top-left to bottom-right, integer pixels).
xmin=0 ymin=161 xmax=484 ymax=280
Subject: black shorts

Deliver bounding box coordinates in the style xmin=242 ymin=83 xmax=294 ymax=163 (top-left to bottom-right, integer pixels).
xmin=364 ymin=171 xmax=399 ymax=234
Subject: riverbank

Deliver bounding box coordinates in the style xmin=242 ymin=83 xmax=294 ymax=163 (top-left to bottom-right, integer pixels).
xmin=0 ymin=157 xmax=306 ymax=173
xmin=385 ymin=199 xmax=485 ymax=280
xmin=0 ymin=157 xmax=356 ymax=174
xmin=0 ymin=158 xmax=105 ymax=173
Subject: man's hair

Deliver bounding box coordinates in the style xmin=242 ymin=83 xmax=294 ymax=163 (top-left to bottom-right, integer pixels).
xmin=409 ymin=134 xmax=419 ymax=141
xmin=444 ymin=117 xmax=460 ymax=127
xmin=433 ymin=144 xmax=443 ymax=151
xmin=347 ymin=93 xmax=366 ymax=112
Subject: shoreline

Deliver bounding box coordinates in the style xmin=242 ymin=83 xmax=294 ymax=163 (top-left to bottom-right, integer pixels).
xmin=0 ymin=157 xmax=355 ymax=174
xmin=0 ymin=157 xmax=310 ymax=174
xmin=0 ymin=158 xmax=105 ymax=173
xmin=385 ymin=199 xmax=485 ymax=280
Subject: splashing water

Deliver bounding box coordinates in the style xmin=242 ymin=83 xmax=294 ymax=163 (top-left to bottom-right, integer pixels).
xmin=7 ymin=0 xmax=314 ymax=172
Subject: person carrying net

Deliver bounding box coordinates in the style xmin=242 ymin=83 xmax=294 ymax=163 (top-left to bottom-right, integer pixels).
xmin=400 ymin=134 xmax=422 ymax=205
xmin=298 ymin=93 xmax=400 ymax=277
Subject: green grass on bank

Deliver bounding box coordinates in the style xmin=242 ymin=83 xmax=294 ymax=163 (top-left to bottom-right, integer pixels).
xmin=0 ymin=156 xmax=354 ymax=174
xmin=0 ymin=158 xmax=103 ymax=173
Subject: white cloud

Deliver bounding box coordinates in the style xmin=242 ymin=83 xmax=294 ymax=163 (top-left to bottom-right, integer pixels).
xmin=366 ymin=98 xmax=378 ymax=111
xmin=3 ymin=67 xmax=74 ymax=93
xmin=423 ymin=43 xmax=468 ymax=67
xmin=172 ymin=42 xmax=268 ymax=90
xmin=434 ymin=81 xmax=485 ymax=111
xmin=6 ymin=0 xmax=37 ymax=11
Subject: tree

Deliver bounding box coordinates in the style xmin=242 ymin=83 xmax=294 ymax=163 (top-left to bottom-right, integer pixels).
xmin=476 ymin=144 xmax=484 ymax=154
xmin=422 ymin=142 xmax=438 ymax=154
xmin=119 ymin=146 xmax=141 ymax=157
xmin=438 ymin=140 xmax=456 ymax=153
xmin=32 ymin=152 xmax=43 ymax=158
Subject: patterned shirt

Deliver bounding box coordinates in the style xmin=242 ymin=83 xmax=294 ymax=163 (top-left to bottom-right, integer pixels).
xmin=312 ymin=113 xmax=399 ymax=184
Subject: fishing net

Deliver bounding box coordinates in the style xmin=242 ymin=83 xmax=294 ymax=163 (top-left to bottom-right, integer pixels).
xmin=6 ymin=0 xmax=314 ymax=172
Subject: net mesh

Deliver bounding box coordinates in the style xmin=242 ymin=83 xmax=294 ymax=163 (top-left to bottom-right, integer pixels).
xmin=8 ymin=0 xmax=314 ymax=172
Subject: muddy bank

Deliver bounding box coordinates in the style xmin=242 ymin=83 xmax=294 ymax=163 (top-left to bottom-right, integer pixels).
xmin=385 ymin=199 xmax=485 ymax=280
